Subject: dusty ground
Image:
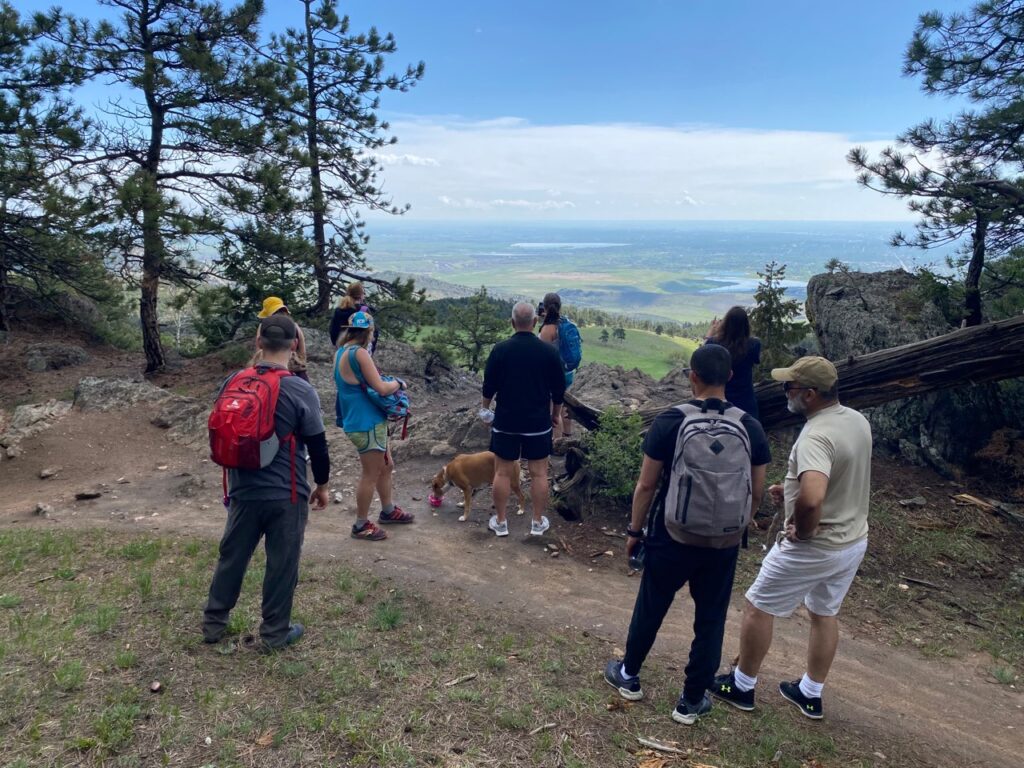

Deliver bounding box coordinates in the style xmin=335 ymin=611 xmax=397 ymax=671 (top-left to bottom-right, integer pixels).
xmin=1 ymin=327 xmax=1023 ymax=766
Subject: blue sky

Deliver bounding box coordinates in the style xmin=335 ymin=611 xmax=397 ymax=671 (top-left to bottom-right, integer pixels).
xmin=22 ymin=0 xmax=971 ymax=220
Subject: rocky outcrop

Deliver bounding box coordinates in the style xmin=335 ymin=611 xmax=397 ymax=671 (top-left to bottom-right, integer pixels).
xmin=0 ymin=400 xmax=73 ymax=459
xmin=572 ymin=364 xmax=657 ymax=412
xmin=26 ymin=343 xmax=89 ymax=372
xmin=75 ymin=377 xmax=207 ymax=447
xmin=806 ymin=268 xmax=1024 ymax=473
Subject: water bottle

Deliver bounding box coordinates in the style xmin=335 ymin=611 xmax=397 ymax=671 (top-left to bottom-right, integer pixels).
xmin=628 ymin=540 xmax=646 ymax=571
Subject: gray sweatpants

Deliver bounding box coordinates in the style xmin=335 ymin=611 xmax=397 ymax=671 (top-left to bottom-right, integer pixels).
xmin=203 ymin=498 xmax=308 ymax=648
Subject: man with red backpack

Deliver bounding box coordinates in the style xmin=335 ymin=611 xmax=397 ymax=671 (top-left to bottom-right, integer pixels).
xmin=203 ymin=314 xmax=331 ymax=652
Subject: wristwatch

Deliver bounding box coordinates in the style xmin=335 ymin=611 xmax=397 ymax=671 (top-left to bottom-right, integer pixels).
xmin=625 ymin=527 xmax=644 ymax=538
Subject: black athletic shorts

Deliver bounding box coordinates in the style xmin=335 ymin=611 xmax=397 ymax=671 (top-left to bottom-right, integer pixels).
xmin=490 ymin=429 xmax=552 ymax=461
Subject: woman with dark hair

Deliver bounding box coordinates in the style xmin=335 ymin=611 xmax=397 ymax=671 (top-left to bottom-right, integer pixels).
xmin=538 ymin=292 xmax=575 ymax=438
xmin=705 ymin=305 xmax=761 ymax=419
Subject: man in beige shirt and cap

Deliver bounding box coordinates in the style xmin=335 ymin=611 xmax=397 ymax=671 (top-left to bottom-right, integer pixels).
xmin=710 ymin=356 xmax=872 ymax=720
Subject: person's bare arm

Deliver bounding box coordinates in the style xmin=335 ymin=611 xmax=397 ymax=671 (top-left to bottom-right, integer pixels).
xmin=789 ymin=470 xmax=829 ymax=540
xmin=356 ymin=348 xmax=400 ymax=395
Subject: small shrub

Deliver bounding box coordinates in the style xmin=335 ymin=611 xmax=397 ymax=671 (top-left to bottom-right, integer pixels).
xmin=584 ymin=408 xmax=644 ymax=501
xmin=373 ymin=600 xmax=403 ymax=631
xmin=54 ymin=660 xmax=86 ymax=691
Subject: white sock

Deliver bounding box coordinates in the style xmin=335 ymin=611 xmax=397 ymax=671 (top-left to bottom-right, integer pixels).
xmin=734 ymin=667 xmax=757 ymax=692
xmin=620 ymin=663 xmax=637 ymax=681
xmin=799 ymin=673 xmax=824 ymax=699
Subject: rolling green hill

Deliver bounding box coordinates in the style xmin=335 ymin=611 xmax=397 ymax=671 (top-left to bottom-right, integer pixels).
xmin=579 ymin=326 xmax=699 ymax=379
xmin=408 ymin=325 xmax=700 ymax=380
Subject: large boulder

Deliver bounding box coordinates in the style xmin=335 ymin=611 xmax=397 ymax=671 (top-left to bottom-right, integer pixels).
xmin=0 ymin=399 xmax=73 ymax=457
xmin=572 ymin=363 xmax=657 ymax=412
xmin=806 ymin=268 xmax=1024 ymax=473
xmin=75 ymin=377 xmax=206 ymax=447
xmin=26 ymin=343 xmax=89 ymax=372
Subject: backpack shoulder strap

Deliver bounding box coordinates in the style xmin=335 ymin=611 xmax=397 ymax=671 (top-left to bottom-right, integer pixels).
xmin=346 ymin=345 xmax=368 ymax=387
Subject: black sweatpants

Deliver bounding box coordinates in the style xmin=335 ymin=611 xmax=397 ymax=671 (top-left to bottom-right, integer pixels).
xmin=622 ymin=543 xmax=739 ymax=704
xmin=203 ymin=498 xmax=308 ymax=648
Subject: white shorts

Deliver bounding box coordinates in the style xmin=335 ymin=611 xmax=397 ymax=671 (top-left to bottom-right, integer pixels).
xmin=745 ymin=537 xmax=867 ymax=618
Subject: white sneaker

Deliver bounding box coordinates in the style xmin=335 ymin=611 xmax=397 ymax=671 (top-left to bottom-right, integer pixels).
xmin=530 ymin=516 xmax=550 ymax=536
xmin=488 ymin=515 xmax=509 ymax=537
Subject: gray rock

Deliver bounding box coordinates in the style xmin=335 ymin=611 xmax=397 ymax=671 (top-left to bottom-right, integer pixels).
xmin=75 ymin=490 xmax=102 ymax=500
xmin=806 ymin=268 xmax=1024 ymax=474
xmin=6 ymin=444 xmax=22 ymax=459
xmin=25 ymin=343 xmax=89 ymax=372
xmin=74 ymin=377 xmax=207 ymax=447
xmin=34 ymin=502 xmax=53 ymax=517
xmin=0 ymin=400 xmax=72 ymax=449
xmin=898 ymin=496 xmax=927 ymax=508
xmin=39 ymin=467 xmax=59 ymax=479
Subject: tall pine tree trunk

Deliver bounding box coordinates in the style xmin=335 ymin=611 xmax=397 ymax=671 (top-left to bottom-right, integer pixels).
xmin=964 ymin=213 xmax=987 ymax=327
xmin=140 ymin=26 xmax=166 ymax=374
xmin=304 ymin=0 xmax=330 ymax=317
xmin=0 ymin=254 xmax=9 ymax=334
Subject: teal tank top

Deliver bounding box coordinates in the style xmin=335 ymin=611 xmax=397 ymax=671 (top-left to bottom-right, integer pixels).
xmin=334 ymin=345 xmax=385 ymax=432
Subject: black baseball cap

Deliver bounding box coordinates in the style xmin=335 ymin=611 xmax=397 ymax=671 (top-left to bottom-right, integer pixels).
xmin=259 ymin=314 xmax=297 ymax=341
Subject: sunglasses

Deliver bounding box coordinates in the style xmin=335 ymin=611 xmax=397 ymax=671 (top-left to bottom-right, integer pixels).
xmin=783 ymin=381 xmax=815 ymax=392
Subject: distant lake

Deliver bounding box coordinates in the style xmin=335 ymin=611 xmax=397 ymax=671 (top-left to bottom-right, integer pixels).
xmin=360 ymin=220 xmax=957 ymax=323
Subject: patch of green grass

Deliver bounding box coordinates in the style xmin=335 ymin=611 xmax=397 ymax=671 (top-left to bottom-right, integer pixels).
xmin=485 ymin=654 xmax=507 ymax=671
xmin=54 ymin=660 xmax=86 ymax=691
xmin=55 ymin=567 xmax=76 ymax=581
xmin=991 ymin=665 xmax=1018 ymax=685
xmin=114 ymin=650 xmax=137 ymax=670
xmin=136 ymin=570 xmax=153 ymax=600
xmin=372 ymin=599 xmax=403 ymax=631
xmin=92 ymin=605 xmax=120 ymax=635
xmin=119 ymin=539 xmax=162 ymax=565
xmin=0 ymin=594 xmax=22 ymax=609
xmin=93 ymin=700 xmax=142 ymax=752
xmin=579 ymin=326 xmax=699 ymax=379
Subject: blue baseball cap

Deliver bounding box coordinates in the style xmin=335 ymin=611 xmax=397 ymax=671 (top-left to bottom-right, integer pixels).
xmin=348 ymin=311 xmax=374 ymax=329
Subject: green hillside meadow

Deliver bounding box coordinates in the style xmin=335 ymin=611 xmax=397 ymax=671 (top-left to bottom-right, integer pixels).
xmin=411 ymin=326 xmax=700 ymax=380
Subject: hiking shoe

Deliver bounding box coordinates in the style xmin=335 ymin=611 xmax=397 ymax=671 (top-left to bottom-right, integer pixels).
xmin=378 ymin=505 xmax=414 ymax=524
xmin=530 ymin=515 xmax=550 ymax=536
xmin=671 ymin=693 xmax=713 ymax=725
xmin=709 ymin=670 xmax=755 ymax=711
xmin=603 ymin=659 xmax=643 ymax=701
xmin=260 ymin=623 xmax=304 ymax=654
xmin=779 ymin=679 xmax=823 ymax=720
xmin=352 ymin=520 xmax=387 ymax=541
xmin=488 ymin=515 xmax=509 ymax=537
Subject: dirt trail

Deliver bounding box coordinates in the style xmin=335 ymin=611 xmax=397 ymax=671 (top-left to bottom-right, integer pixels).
xmin=2 ymin=411 xmax=1022 ymax=768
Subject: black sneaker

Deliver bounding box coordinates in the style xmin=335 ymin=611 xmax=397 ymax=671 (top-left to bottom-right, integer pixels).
xmin=779 ymin=679 xmax=823 ymax=720
xmin=671 ymin=693 xmax=713 ymax=725
xmin=709 ymin=670 xmax=755 ymax=711
xmin=603 ymin=659 xmax=643 ymax=701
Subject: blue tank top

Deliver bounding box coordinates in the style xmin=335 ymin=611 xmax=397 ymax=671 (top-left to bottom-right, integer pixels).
xmin=335 ymin=345 xmax=385 ymax=432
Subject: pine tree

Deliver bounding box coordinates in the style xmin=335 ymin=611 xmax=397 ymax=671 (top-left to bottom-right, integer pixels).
xmin=0 ymin=2 xmax=114 ymax=333
xmin=599 ymin=328 xmax=609 ymax=344
xmin=253 ymin=0 xmax=424 ymax=315
xmin=423 ymin=287 xmax=507 ymax=373
xmin=748 ymin=261 xmax=805 ymax=377
xmin=38 ymin=0 xmax=274 ymax=372
xmin=849 ymin=0 xmax=1024 ymax=326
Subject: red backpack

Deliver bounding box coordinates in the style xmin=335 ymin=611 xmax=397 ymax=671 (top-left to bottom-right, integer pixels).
xmin=208 ymin=366 xmax=298 ymax=503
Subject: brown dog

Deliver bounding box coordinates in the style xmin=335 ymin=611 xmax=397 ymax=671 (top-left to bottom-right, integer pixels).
xmin=430 ymin=450 xmax=526 ymax=522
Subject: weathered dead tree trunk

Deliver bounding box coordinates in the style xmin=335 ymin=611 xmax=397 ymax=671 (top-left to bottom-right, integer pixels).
xmin=557 ymin=315 xmax=1024 ymax=520
xmin=565 ymin=315 xmax=1024 ymax=433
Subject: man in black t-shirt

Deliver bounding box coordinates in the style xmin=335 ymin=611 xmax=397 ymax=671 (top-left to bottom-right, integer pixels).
xmin=481 ymin=301 xmax=566 ymax=537
xmin=603 ymin=344 xmax=770 ymax=725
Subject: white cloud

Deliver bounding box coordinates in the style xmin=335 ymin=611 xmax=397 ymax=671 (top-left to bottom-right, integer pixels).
xmin=366 ymin=117 xmax=911 ymax=220
xmin=369 ymin=152 xmax=440 ymax=167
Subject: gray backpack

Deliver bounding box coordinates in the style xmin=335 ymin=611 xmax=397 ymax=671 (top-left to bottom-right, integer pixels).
xmin=663 ymin=401 xmax=752 ymax=549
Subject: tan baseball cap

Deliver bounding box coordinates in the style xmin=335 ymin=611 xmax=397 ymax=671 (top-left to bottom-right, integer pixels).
xmin=771 ymin=356 xmax=838 ymax=390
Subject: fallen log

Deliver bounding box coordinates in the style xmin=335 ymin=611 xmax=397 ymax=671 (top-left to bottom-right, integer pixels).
xmin=565 ymin=314 xmax=1024 ymax=433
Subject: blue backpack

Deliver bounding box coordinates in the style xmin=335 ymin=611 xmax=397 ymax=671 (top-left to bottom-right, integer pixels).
xmin=342 ymin=346 xmax=411 ymax=438
xmin=558 ymin=317 xmax=583 ymax=371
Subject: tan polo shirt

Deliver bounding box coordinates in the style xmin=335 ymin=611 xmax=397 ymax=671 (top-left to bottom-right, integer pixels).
xmin=783 ymin=402 xmax=872 ymax=549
